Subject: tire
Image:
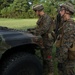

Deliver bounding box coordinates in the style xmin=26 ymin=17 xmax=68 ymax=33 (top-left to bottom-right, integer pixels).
xmin=1 ymin=52 xmax=43 ymax=75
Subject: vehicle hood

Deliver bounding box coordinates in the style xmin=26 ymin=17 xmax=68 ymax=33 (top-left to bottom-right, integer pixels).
xmin=0 ymin=29 xmax=41 ymax=51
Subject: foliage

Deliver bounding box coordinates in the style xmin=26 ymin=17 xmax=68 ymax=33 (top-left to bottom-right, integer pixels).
xmin=0 ymin=0 xmax=75 ymax=18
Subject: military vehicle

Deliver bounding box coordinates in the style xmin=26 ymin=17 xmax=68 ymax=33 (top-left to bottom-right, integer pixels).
xmin=0 ymin=26 xmax=43 ymax=75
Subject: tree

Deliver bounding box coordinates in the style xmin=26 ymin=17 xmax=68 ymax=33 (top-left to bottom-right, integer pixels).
xmin=1 ymin=0 xmax=31 ymax=18
xmin=0 ymin=0 xmax=75 ymax=18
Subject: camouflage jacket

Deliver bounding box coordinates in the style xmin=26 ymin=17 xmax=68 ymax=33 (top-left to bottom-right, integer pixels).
xmin=57 ymin=19 xmax=75 ymax=62
xmin=34 ymin=14 xmax=53 ymax=37
xmin=62 ymin=19 xmax=75 ymax=49
xmin=28 ymin=14 xmax=54 ymax=46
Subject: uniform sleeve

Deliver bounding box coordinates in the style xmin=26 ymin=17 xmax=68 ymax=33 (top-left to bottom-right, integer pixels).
xmin=58 ymin=23 xmax=75 ymax=62
xmin=63 ymin=23 xmax=75 ymax=49
xmin=35 ymin=16 xmax=52 ymax=35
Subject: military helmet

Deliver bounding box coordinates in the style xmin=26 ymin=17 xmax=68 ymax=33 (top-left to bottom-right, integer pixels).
xmin=32 ymin=4 xmax=44 ymax=11
xmin=60 ymin=2 xmax=75 ymax=14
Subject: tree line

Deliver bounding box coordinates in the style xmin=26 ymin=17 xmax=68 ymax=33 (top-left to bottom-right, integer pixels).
xmin=0 ymin=0 xmax=75 ymax=18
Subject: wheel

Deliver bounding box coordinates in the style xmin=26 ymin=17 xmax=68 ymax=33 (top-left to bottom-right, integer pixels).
xmin=1 ymin=52 xmax=43 ymax=75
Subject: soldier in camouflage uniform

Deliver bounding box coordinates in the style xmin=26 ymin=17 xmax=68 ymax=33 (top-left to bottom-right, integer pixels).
xmin=28 ymin=4 xmax=54 ymax=75
xmin=56 ymin=2 xmax=75 ymax=75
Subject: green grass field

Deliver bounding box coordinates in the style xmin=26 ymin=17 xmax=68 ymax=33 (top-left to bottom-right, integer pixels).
xmin=0 ymin=18 xmax=37 ymax=30
xmin=0 ymin=18 xmax=75 ymax=30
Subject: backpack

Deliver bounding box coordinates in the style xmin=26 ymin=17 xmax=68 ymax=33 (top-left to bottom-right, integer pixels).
xmin=68 ymin=42 xmax=75 ymax=60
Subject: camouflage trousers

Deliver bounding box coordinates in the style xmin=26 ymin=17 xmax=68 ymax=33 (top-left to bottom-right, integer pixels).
xmin=58 ymin=60 xmax=75 ymax=75
xmin=42 ymin=46 xmax=54 ymax=75
xmin=57 ymin=47 xmax=75 ymax=75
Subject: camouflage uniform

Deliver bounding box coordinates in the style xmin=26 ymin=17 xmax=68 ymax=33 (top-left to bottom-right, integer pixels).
xmin=57 ymin=19 xmax=75 ymax=75
xmin=56 ymin=2 xmax=75 ymax=75
xmin=36 ymin=13 xmax=54 ymax=75
xmin=31 ymin=4 xmax=54 ymax=75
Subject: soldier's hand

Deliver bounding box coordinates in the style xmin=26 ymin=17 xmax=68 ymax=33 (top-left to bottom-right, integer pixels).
xmin=29 ymin=30 xmax=35 ymax=34
xmin=27 ymin=30 xmax=35 ymax=35
xmin=27 ymin=28 xmax=35 ymax=31
xmin=27 ymin=28 xmax=31 ymax=31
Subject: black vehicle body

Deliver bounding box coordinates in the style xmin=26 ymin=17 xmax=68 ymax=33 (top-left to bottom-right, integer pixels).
xmin=0 ymin=27 xmax=43 ymax=75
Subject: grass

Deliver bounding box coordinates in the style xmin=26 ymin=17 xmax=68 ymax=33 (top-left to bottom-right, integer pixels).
xmin=0 ymin=18 xmax=37 ymax=30
xmin=0 ymin=18 xmax=75 ymax=31
xmin=73 ymin=18 xmax=75 ymax=20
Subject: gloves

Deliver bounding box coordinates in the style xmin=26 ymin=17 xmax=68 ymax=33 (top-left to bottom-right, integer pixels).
xmin=27 ymin=28 xmax=36 ymax=34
